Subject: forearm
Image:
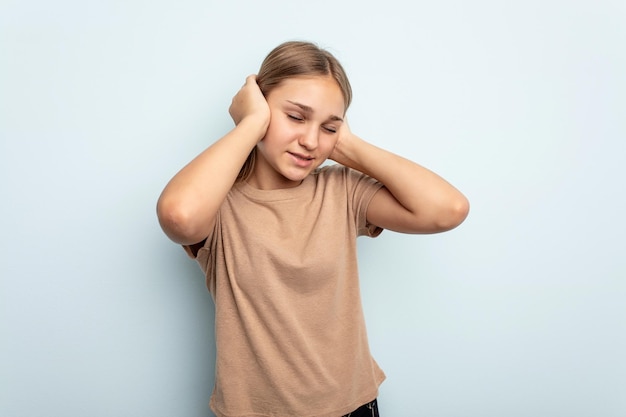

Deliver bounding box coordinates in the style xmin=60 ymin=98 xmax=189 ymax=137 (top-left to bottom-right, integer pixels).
xmin=157 ymin=117 xmax=265 ymax=244
xmin=333 ymin=134 xmax=469 ymax=231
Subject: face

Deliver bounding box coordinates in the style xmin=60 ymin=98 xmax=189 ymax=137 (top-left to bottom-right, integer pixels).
xmin=250 ymin=75 xmax=345 ymax=190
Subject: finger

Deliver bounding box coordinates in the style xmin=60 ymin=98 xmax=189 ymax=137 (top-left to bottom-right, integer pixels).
xmin=244 ymin=74 xmax=257 ymax=87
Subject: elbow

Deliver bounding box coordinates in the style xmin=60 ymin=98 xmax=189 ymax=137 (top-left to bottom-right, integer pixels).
xmin=435 ymin=195 xmax=470 ymax=232
xmin=454 ymin=195 xmax=471 ymax=227
xmin=156 ymin=196 xmax=202 ymax=245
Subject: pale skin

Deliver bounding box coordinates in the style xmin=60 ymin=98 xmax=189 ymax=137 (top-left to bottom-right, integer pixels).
xmin=157 ymin=74 xmax=469 ymax=247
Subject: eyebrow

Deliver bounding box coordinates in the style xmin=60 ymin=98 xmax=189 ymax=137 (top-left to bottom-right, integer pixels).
xmin=286 ymin=100 xmax=344 ymax=122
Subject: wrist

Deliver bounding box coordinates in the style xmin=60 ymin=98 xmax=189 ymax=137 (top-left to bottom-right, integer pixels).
xmin=332 ymin=133 xmax=363 ymax=167
xmin=237 ymin=115 xmax=269 ymax=142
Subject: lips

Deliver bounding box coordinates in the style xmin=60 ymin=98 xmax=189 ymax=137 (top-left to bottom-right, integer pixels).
xmin=288 ymin=151 xmax=315 ymax=167
xmin=288 ymin=152 xmax=314 ymax=161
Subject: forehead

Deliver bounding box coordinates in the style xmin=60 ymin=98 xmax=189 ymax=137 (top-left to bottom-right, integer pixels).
xmin=267 ymin=76 xmax=345 ymax=114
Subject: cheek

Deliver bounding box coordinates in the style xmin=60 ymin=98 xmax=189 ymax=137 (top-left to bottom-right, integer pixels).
xmin=263 ymin=116 xmax=292 ymax=142
xmin=319 ymin=135 xmax=339 ymax=155
xmin=259 ymin=120 xmax=282 ymax=146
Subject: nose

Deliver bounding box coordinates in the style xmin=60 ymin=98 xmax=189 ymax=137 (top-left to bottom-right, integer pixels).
xmin=298 ymin=126 xmax=319 ymax=150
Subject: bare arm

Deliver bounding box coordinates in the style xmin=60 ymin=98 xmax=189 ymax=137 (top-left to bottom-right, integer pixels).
xmin=156 ymin=76 xmax=270 ymax=245
xmin=330 ymin=123 xmax=469 ymax=234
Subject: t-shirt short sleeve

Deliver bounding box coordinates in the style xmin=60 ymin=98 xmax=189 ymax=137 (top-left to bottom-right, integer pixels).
xmin=181 ymin=213 xmax=220 ymax=293
xmin=342 ymin=166 xmax=384 ymax=237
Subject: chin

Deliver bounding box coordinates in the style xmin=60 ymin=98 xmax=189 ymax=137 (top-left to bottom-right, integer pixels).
xmin=284 ymin=173 xmax=308 ymax=182
xmin=281 ymin=169 xmax=311 ymax=183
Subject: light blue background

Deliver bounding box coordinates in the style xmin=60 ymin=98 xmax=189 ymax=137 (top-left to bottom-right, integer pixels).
xmin=1 ymin=1 xmax=625 ymax=416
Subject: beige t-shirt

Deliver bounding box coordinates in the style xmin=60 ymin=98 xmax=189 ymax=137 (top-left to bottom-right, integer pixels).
xmin=193 ymin=164 xmax=385 ymax=417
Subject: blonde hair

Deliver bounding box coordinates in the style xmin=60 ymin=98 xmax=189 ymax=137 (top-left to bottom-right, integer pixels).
xmin=236 ymin=41 xmax=352 ymax=182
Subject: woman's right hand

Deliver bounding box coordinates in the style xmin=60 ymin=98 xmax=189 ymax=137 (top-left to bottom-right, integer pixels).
xmin=229 ymin=75 xmax=270 ymax=137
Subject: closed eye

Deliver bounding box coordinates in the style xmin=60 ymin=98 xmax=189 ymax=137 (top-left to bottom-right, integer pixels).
xmin=287 ymin=114 xmax=304 ymax=121
xmin=322 ymin=125 xmax=337 ymax=133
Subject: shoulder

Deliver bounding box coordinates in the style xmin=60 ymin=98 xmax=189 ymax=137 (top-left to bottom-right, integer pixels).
xmin=313 ymin=164 xmax=383 ymax=209
xmin=316 ymin=163 xmax=382 ymax=192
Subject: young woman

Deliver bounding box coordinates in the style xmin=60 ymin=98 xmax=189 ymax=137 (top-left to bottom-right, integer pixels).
xmin=157 ymin=41 xmax=469 ymax=417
